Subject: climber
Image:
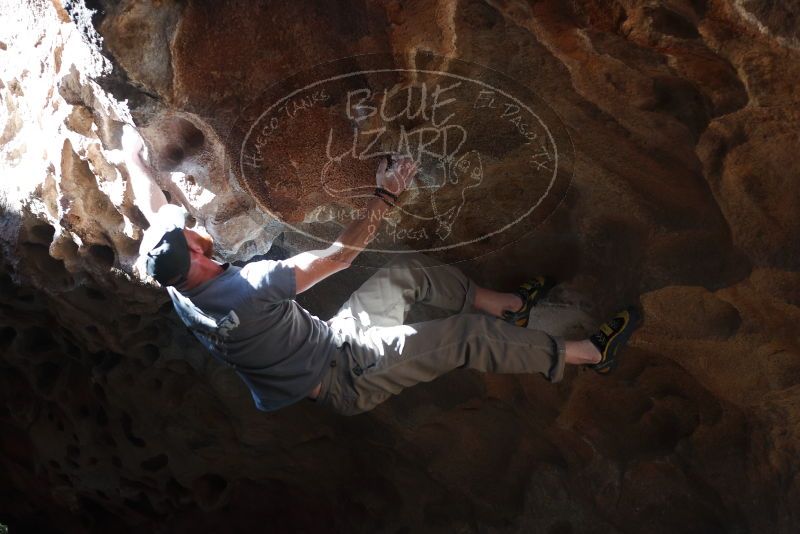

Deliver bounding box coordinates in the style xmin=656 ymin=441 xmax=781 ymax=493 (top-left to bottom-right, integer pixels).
xmin=123 ymin=124 xmax=642 ymax=416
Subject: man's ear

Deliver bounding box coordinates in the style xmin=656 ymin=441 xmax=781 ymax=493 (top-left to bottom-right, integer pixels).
xmin=183 ymin=229 xmax=203 ymax=254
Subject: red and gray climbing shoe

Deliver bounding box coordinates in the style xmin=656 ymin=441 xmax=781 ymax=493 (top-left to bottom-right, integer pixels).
xmin=587 ymin=306 xmax=642 ymax=374
xmin=502 ymin=276 xmax=556 ymax=328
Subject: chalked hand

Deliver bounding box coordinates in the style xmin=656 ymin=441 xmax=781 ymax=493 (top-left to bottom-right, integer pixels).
xmin=376 ymin=155 xmax=418 ymax=197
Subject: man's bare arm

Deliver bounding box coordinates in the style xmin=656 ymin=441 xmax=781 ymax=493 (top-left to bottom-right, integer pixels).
xmin=287 ymin=196 xmax=392 ymax=294
xmin=121 ymin=125 xmax=168 ymax=224
xmin=286 ymin=157 xmax=417 ymax=294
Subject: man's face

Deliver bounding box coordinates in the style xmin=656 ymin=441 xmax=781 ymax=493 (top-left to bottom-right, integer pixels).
xmin=183 ymin=228 xmax=214 ymax=258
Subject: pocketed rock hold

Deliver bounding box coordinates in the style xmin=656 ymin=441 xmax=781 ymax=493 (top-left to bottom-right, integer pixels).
xmin=143 ymin=115 xmax=206 ymax=172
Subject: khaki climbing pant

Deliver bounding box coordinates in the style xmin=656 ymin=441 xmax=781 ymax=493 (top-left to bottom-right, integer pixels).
xmin=317 ymin=253 xmax=566 ymax=416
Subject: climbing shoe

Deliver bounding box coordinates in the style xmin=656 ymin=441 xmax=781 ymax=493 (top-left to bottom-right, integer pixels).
xmin=587 ymin=306 xmax=642 ymax=374
xmin=502 ymin=276 xmax=556 ymax=328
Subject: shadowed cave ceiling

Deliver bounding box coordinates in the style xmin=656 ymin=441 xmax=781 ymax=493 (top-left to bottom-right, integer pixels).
xmin=1 ymin=0 xmax=799 ymax=532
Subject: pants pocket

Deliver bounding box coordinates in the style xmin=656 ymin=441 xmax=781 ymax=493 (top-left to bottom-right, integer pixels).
xmin=318 ymin=350 xmax=362 ymax=416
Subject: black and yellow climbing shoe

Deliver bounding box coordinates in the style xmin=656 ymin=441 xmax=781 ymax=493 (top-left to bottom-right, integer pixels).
xmin=502 ymin=276 xmax=557 ymax=328
xmin=587 ymin=306 xmax=642 ymax=374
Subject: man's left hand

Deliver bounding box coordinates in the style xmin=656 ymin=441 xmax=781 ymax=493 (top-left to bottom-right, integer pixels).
xmin=376 ymin=155 xmax=418 ymax=197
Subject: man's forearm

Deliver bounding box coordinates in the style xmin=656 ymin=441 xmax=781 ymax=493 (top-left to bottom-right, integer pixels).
xmin=287 ymin=153 xmax=417 ymax=294
xmin=126 ymin=148 xmax=168 ymax=223
xmin=286 ymin=196 xmax=393 ymax=294
xmin=330 ymin=196 xmax=391 ymax=263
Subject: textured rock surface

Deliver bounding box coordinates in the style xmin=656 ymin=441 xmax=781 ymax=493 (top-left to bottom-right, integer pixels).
xmin=1 ymin=0 xmax=799 ymax=532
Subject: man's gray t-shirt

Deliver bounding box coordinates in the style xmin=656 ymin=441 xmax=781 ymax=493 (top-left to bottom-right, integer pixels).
xmin=178 ymin=260 xmax=339 ymax=412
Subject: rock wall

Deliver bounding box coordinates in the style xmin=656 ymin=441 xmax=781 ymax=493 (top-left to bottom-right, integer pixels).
xmin=1 ymin=0 xmax=799 ymax=532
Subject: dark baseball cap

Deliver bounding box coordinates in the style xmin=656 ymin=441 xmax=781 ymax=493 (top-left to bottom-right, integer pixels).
xmin=145 ymin=227 xmax=190 ymax=286
xmin=138 ymin=204 xmax=190 ymax=286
